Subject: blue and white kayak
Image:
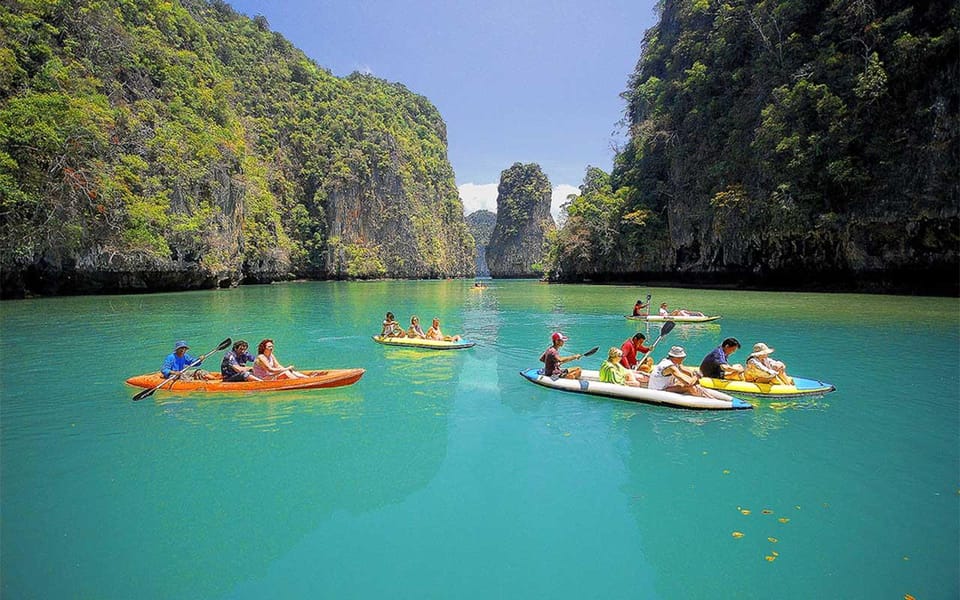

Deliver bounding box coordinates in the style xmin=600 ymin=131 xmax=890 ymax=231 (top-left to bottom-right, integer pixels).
xmin=519 ymin=368 xmax=753 ymax=410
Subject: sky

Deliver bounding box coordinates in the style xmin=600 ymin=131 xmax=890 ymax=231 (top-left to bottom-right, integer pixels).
xmin=226 ymin=1 xmax=660 ymax=218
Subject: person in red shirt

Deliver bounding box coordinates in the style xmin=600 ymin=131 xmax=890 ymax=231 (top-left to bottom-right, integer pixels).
xmin=620 ymin=332 xmax=651 ymax=370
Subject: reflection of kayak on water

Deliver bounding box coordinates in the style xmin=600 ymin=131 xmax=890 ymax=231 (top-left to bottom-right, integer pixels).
xmin=372 ymin=335 xmax=476 ymax=350
xmin=625 ymin=314 xmax=721 ymax=323
xmin=519 ymin=368 xmax=753 ymax=410
xmin=699 ymin=375 xmax=836 ymax=398
xmin=126 ymin=369 xmax=365 ymax=393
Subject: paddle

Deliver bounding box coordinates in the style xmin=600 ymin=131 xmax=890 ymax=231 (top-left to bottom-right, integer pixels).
xmin=576 ymin=346 xmax=599 ymax=360
xmin=638 ymin=321 xmax=675 ymax=364
xmin=133 ymin=338 xmax=231 ymax=401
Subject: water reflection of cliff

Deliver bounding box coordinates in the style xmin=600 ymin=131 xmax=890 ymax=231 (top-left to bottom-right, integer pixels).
xmin=132 ymin=359 xmax=459 ymax=597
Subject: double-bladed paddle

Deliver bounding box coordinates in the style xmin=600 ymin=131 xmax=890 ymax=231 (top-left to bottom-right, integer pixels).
xmin=575 ymin=346 xmax=599 ymax=360
xmin=638 ymin=321 xmax=675 ymax=364
xmin=132 ymin=337 xmax=231 ymax=401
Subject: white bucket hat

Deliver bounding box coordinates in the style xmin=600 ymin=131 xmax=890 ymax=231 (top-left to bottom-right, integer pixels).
xmin=668 ymin=345 xmax=686 ymax=358
xmin=750 ymin=342 xmax=775 ymax=356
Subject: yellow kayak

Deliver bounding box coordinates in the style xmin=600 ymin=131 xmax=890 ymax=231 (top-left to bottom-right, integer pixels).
xmin=699 ymin=376 xmax=835 ymax=398
xmin=372 ymin=335 xmax=476 ymax=350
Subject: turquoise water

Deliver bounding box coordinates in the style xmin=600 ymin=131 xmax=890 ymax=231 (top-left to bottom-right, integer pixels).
xmin=1 ymin=280 xmax=957 ymax=599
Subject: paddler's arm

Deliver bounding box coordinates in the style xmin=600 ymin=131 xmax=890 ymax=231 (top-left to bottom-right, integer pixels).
xmin=559 ymin=353 xmax=582 ymax=364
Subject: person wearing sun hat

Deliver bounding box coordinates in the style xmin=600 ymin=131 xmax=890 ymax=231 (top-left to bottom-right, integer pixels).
xmin=648 ymin=345 xmax=723 ymax=398
xmin=539 ymin=332 xmax=582 ymax=380
xmin=160 ymin=340 xmax=211 ymax=380
xmin=744 ymin=342 xmax=793 ymax=385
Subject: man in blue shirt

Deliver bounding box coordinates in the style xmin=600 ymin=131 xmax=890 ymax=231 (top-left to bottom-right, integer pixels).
xmin=699 ymin=337 xmax=744 ymax=379
xmin=161 ymin=340 xmax=210 ymax=379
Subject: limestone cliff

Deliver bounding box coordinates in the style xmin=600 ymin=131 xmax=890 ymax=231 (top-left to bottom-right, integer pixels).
xmin=486 ymin=163 xmax=555 ymax=278
xmin=0 ymin=0 xmax=473 ymax=298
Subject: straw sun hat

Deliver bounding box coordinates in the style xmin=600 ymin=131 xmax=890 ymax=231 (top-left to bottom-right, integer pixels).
xmin=750 ymin=342 xmax=775 ymax=356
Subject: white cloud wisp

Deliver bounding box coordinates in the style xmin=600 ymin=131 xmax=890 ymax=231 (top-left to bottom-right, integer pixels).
xmin=458 ymin=183 xmax=580 ymax=224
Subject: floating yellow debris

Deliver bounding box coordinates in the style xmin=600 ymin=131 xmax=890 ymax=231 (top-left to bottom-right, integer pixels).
xmin=795 ymin=505 xmax=801 ymax=510
xmin=778 ymin=517 xmax=790 ymax=523
xmin=768 ymin=537 xmax=778 ymax=543
xmin=732 ymin=531 xmax=744 ymax=538
xmin=905 ymin=594 xmax=916 ymax=600
xmin=903 ymin=556 xmax=910 ymax=561
xmin=723 ymin=469 xmax=731 ymax=475
xmin=772 ymin=551 xmax=779 ymax=556
xmin=741 ymin=509 xmax=751 ymax=515
xmin=765 ymin=555 xmax=777 ymax=562
xmin=761 ymin=509 xmax=773 ymax=515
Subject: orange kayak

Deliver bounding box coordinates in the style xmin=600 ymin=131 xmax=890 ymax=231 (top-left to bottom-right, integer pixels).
xmin=125 ymin=369 xmax=365 ymax=393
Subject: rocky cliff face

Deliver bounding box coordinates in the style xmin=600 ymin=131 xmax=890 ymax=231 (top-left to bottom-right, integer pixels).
xmin=486 ymin=163 xmax=555 ymax=278
xmin=0 ymin=1 xmax=474 ymax=298
xmin=547 ymin=0 xmax=959 ymax=295
xmin=465 ymin=210 xmax=496 ymax=276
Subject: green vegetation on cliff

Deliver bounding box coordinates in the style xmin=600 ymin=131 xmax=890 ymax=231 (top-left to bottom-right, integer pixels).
xmin=0 ymin=0 xmax=473 ymax=297
xmin=486 ymin=162 xmax=555 ymax=278
xmin=549 ymin=0 xmax=958 ymax=293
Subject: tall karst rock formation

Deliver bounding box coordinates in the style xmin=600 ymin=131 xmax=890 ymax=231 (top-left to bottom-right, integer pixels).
xmin=486 ymin=163 xmax=555 ymax=278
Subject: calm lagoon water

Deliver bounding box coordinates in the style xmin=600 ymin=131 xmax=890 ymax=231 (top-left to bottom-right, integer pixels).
xmin=1 ymin=280 xmax=957 ymax=599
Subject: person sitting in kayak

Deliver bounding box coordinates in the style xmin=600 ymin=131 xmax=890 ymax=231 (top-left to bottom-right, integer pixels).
xmin=253 ymin=339 xmax=309 ymax=380
xmin=161 ymin=340 xmax=212 ymax=380
xmin=658 ymin=302 xmax=706 ymax=317
xmin=600 ymin=347 xmax=643 ymax=387
xmin=619 ymin=332 xmax=651 ymax=370
xmin=699 ymin=337 xmax=745 ymax=380
xmin=220 ymin=340 xmax=262 ymax=382
xmin=744 ymin=342 xmax=794 ymax=385
xmin=381 ymin=312 xmax=406 ymax=338
xmin=406 ymin=315 xmax=427 ymax=339
xmin=648 ymin=346 xmax=723 ymax=398
xmin=426 ymin=317 xmax=462 ymax=342
xmin=632 ymin=299 xmax=649 ymax=316
xmin=539 ymin=332 xmax=582 ymax=380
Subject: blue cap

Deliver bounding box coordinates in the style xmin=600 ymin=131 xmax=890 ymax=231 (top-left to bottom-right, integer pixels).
xmin=174 ymin=340 xmax=189 ymax=350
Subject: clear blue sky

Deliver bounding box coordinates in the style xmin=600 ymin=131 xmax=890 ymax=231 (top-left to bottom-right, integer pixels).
xmin=226 ymin=0 xmax=659 ymax=214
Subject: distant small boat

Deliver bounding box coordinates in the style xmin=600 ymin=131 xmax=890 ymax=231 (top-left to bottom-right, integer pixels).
xmin=519 ymin=368 xmax=752 ymax=410
xmin=625 ymin=314 xmax=721 ymax=323
xmin=698 ymin=375 xmax=836 ymax=398
xmin=125 ymin=369 xmax=365 ymax=393
xmin=372 ymin=335 xmax=476 ymax=350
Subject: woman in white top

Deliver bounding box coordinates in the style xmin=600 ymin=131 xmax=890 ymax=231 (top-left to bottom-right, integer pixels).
xmin=253 ymin=339 xmax=309 ymax=380
xmin=407 ymin=315 xmax=426 ymax=338
xmin=659 ymin=302 xmax=705 ymax=317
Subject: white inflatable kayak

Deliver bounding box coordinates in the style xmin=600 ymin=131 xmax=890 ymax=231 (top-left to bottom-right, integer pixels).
xmin=625 ymin=314 xmax=721 ymax=323
xmin=519 ymin=368 xmax=753 ymax=410
xmin=372 ymin=335 xmax=476 ymax=350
